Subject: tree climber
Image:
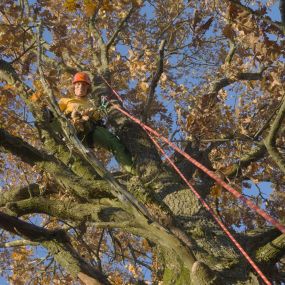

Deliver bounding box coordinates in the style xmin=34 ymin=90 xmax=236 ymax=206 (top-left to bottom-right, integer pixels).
xmin=58 ymin=72 xmax=134 ymax=174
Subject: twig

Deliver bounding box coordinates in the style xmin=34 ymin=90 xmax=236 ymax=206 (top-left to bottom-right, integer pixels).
xmin=96 ymin=229 xmax=105 ymax=272
xmin=106 ymin=6 xmax=135 ymax=51
xmin=11 ymin=41 xmax=37 ymax=64
xmin=159 ymin=2 xmax=192 ymax=39
xmin=281 ymin=0 xmax=285 ymax=25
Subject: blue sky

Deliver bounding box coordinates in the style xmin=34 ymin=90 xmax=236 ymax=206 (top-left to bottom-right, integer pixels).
xmin=0 ymin=1 xmax=283 ymax=284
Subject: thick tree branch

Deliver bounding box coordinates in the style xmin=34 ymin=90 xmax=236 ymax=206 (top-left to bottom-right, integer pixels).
xmin=106 ymin=6 xmax=135 ymax=51
xmin=0 ymin=128 xmax=111 ymax=200
xmin=264 ymin=95 xmax=285 ymax=174
xmin=255 ymin=234 xmax=285 ymax=266
xmin=142 ymin=40 xmax=166 ymax=123
xmin=0 ymin=211 xmax=61 ymax=242
xmin=0 ymin=127 xmax=48 ymax=165
xmin=2 ymin=195 xmax=207 ymax=282
xmin=0 ymin=211 xmax=111 ymax=285
xmin=0 ymin=183 xmax=48 ymax=207
xmin=242 ymin=227 xmax=281 ymax=252
xmin=191 ymin=261 xmax=222 ymax=285
xmin=4 ymin=197 xmax=132 ymax=229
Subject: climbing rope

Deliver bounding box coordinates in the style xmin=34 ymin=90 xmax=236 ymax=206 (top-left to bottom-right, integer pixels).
xmin=149 ymin=134 xmax=271 ymax=285
xmin=99 ymin=76 xmax=284 ymax=284
xmin=101 ymin=76 xmax=285 ymax=235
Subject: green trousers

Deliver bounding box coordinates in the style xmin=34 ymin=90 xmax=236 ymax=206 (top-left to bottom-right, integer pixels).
xmin=90 ymin=126 xmax=133 ymax=173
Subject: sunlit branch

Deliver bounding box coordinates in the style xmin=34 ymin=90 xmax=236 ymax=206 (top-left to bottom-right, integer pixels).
xmin=0 ymin=239 xmax=38 ymax=248
xmin=106 ymin=6 xmax=135 ymax=51
xmin=142 ymin=39 xmax=166 ymax=123
xmin=225 ymin=40 xmax=236 ymax=64
xmin=255 ymin=234 xmax=285 ymax=265
xmin=191 ymin=261 xmax=222 ymax=285
xmin=19 ymin=0 xmax=31 ymax=18
xmin=4 ymin=197 xmax=132 ymax=228
xmin=264 ymin=94 xmax=285 ymax=174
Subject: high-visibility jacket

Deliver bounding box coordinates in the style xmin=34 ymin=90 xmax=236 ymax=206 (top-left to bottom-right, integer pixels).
xmin=58 ymin=97 xmax=103 ymax=121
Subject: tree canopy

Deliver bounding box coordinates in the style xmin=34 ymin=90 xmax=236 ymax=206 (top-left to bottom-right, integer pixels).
xmin=0 ymin=0 xmax=285 ymax=284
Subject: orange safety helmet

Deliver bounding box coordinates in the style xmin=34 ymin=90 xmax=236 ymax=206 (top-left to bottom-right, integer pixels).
xmin=72 ymin=72 xmax=91 ymax=85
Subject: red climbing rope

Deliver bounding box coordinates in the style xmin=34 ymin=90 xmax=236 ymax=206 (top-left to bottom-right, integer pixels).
xmin=99 ymin=76 xmax=285 ymax=283
xmin=148 ymin=134 xmax=271 ymax=285
xmin=112 ymin=103 xmax=285 ymax=234
xmin=101 ymin=76 xmax=285 ymax=235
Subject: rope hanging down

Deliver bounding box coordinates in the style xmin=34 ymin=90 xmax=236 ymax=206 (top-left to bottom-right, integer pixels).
xmin=101 ymin=76 xmax=285 ymax=235
xmin=148 ymin=134 xmax=271 ymax=285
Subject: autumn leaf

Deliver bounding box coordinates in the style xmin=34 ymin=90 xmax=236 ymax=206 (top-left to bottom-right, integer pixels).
xmin=186 ymin=114 xmax=195 ymax=130
xmin=2 ymin=84 xmax=15 ymax=90
xmin=1 ymin=0 xmax=285 ymax=284
xmin=139 ymin=81 xmax=149 ymax=92
xmin=83 ymin=0 xmax=97 ymax=17
xmin=192 ymin=9 xmax=202 ymax=30
xmin=222 ymin=24 xmax=235 ymax=40
xmin=210 ymin=184 xmax=223 ymax=198
xmin=29 ymin=92 xmax=42 ymax=102
xmin=197 ymin=17 xmax=213 ymax=33
xmin=63 ymin=0 xmax=78 ymax=11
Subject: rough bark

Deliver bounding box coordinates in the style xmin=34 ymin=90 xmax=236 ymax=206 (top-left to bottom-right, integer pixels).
xmin=0 ymin=8 xmax=284 ymax=284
